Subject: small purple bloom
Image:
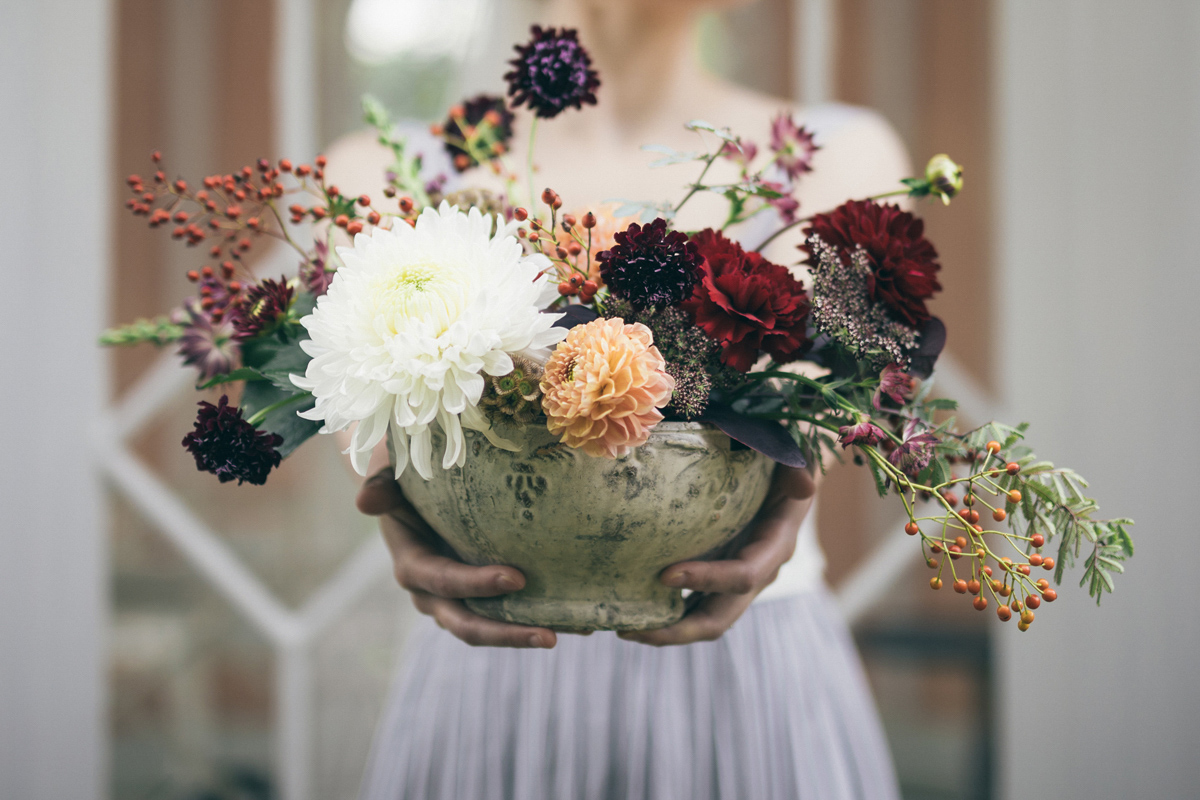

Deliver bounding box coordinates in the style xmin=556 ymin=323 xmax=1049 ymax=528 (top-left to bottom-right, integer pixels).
xmin=838 ymin=420 xmax=887 ymax=449
xmin=302 ymin=238 xmax=334 ymax=297
xmin=873 ymin=363 xmax=915 ymax=410
xmin=760 ymin=180 xmax=800 ymax=223
xmin=887 ymin=419 xmax=939 ymax=476
xmin=424 ymin=173 xmax=448 ymax=196
xmin=720 ymin=138 xmax=758 ymax=166
xmin=178 ymin=309 xmax=238 ymax=380
xmin=770 ymin=113 xmax=819 ymax=181
xmin=505 ymin=25 xmax=600 ymax=119
xmin=182 ymin=395 xmax=283 ymax=486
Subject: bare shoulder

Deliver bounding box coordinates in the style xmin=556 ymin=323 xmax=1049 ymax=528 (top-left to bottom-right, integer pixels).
xmin=706 ymin=78 xmax=910 ymax=202
xmin=801 ymin=103 xmax=912 ymax=205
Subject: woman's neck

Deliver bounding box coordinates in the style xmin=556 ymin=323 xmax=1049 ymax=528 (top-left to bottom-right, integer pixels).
xmin=543 ymin=0 xmax=708 ymax=138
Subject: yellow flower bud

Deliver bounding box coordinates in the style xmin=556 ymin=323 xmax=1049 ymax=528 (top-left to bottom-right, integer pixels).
xmin=925 ymin=154 xmax=964 ymax=205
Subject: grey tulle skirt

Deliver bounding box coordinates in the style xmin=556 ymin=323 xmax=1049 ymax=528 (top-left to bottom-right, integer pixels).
xmin=359 ymin=588 xmax=899 ymax=800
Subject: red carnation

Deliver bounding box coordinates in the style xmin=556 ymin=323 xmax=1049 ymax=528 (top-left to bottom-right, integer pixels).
xmin=804 ymin=200 xmax=942 ymax=327
xmin=682 ymin=229 xmax=810 ymax=372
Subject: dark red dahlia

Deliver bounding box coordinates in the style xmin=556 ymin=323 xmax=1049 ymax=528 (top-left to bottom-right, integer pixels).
xmin=804 ymin=200 xmax=942 ymax=327
xmin=505 ymin=26 xmax=600 ymax=119
xmin=232 ymin=276 xmax=294 ymax=340
xmin=682 ymin=229 xmax=810 ymax=372
xmin=443 ymin=94 xmax=515 ymax=171
xmin=597 ymin=218 xmax=704 ymax=308
xmin=182 ymin=395 xmax=283 ymax=485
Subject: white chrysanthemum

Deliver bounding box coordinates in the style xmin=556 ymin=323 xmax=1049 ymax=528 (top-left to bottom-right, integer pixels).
xmin=292 ymin=203 xmax=567 ymax=479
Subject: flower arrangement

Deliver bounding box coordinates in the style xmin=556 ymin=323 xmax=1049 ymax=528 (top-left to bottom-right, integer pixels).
xmin=103 ymin=25 xmax=1133 ymax=627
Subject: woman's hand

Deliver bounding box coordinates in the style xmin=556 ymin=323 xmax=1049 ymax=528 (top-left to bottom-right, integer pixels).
xmin=357 ymin=470 xmax=559 ymax=649
xmin=618 ymin=465 xmax=817 ymax=647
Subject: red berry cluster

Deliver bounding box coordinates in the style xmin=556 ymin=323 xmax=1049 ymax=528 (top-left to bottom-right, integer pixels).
xmin=909 ymin=440 xmax=1057 ymax=631
xmin=122 ymin=149 xmax=406 ymax=308
xmin=514 ymin=189 xmax=601 ymax=304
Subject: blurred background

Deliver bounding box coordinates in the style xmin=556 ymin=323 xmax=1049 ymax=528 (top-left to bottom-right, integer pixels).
xmin=2 ymin=1 xmax=1198 ymax=799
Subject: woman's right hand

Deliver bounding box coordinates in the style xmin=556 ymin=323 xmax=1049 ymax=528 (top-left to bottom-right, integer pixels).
xmin=357 ymin=468 xmax=559 ymax=649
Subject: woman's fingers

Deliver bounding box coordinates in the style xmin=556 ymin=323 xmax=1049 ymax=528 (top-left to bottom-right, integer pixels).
xmin=618 ymin=592 xmax=753 ymax=646
xmin=411 ymin=593 xmax=557 ymax=648
xmin=381 ymin=514 xmax=525 ymax=598
xmin=660 ymin=509 xmax=800 ymax=594
xmin=356 ymin=468 xmax=407 ymax=516
xmin=769 ymin=464 xmax=817 ymax=504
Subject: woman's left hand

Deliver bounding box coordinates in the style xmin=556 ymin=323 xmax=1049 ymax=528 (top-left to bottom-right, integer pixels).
xmin=618 ymin=464 xmax=817 ymax=647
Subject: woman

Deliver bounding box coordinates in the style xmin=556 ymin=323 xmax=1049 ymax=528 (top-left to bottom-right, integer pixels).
xmin=330 ymin=0 xmax=909 ymax=796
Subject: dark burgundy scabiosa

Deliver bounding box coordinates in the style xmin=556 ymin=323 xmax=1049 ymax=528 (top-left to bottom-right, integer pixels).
xmin=681 ymin=229 xmax=811 ymax=372
xmin=770 ymin=113 xmax=819 ymax=181
xmin=887 ymin=419 xmax=939 ymax=476
xmin=505 ymin=26 xmax=600 ymax=119
xmin=443 ymin=94 xmax=515 ymax=171
xmin=804 ymin=199 xmax=942 ymax=327
xmin=232 ymin=276 xmax=294 ymax=341
xmin=597 ymin=218 xmax=704 ymax=309
xmin=838 ymin=420 xmax=887 ymax=449
xmin=178 ymin=309 xmax=238 ymax=380
xmin=182 ymin=395 xmax=283 ymax=485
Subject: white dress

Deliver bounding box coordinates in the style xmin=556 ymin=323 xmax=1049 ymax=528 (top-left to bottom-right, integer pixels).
xmin=359 ymin=104 xmax=900 ymax=800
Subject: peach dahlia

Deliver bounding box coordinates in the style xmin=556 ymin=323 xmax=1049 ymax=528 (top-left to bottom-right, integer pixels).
xmin=540 ymin=318 xmax=675 ymax=458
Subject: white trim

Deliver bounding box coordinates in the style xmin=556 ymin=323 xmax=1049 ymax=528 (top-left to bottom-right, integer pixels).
xmin=796 ymin=0 xmax=835 ymax=105
xmin=0 ymin=2 xmax=110 ymax=797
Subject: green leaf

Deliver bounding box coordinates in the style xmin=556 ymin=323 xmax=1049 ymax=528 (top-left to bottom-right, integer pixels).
xmin=928 ymin=457 xmax=950 ymax=489
xmin=1025 ymin=480 xmax=1057 ymax=505
xmin=642 ymin=144 xmax=704 ymax=166
xmin=684 ymin=120 xmax=738 ymax=141
xmin=292 ymin=290 xmax=317 ymax=319
xmin=240 ymin=325 xmax=311 ymax=374
xmin=197 ymin=367 xmax=267 ymax=389
xmin=240 ymin=380 xmax=320 ymax=458
xmin=924 ymin=397 xmax=959 ymax=411
xmin=866 ymin=453 xmax=890 ymax=498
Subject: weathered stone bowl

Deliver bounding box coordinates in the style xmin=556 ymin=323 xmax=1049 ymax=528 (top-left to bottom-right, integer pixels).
xmin=395 ymin=421 xmax=775 ymax=631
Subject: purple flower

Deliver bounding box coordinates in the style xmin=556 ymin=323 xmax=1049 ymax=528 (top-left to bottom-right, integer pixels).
xmin=178 ymin=309 xmax=238 ymax=380
xmin=887 ymin=419 xmax=939 ymax=476
xmin=302 ymin=238 xmax=334 ymax=297
xmin=720 ymin=138 xmax=758 ymax=166
xmin=838 ymin=420 xmax=887 ymax=449
xmin=770 ymin=113 xmax=819 ymax=181
xmin=761 ymin=180 xmax=800 ymax=223
xmin=182 ymin=395 xmax=283 ymax=485
xmin=232 ymin=277 xmax=295 ymax=341
xmin=597 ymin=218 xmax=704 ymax=308
xmin=424 ymin=173 xmax=448 ymax=197
xmin=505 ymin=26 xmax=600 ymax=119
xmin=873 ymin=363 xmax=915 ymax=410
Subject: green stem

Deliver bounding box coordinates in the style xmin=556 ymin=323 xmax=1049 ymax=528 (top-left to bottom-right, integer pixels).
xmin=752 ymin=186 xmax=919 ymax=252
xmin=245 ymin=392 xmax=311 ymax=427
xmin=526 ymin=116 xmax=539 ymax=218
xmin=673 ymin=152 xmax=721 ymax=216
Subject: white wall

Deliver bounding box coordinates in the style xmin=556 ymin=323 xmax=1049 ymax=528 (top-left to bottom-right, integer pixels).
xmin=0 ymin=1 xmax=109 ymax=798
xmin=996 ymin=2 xmax=1200 ymax=798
